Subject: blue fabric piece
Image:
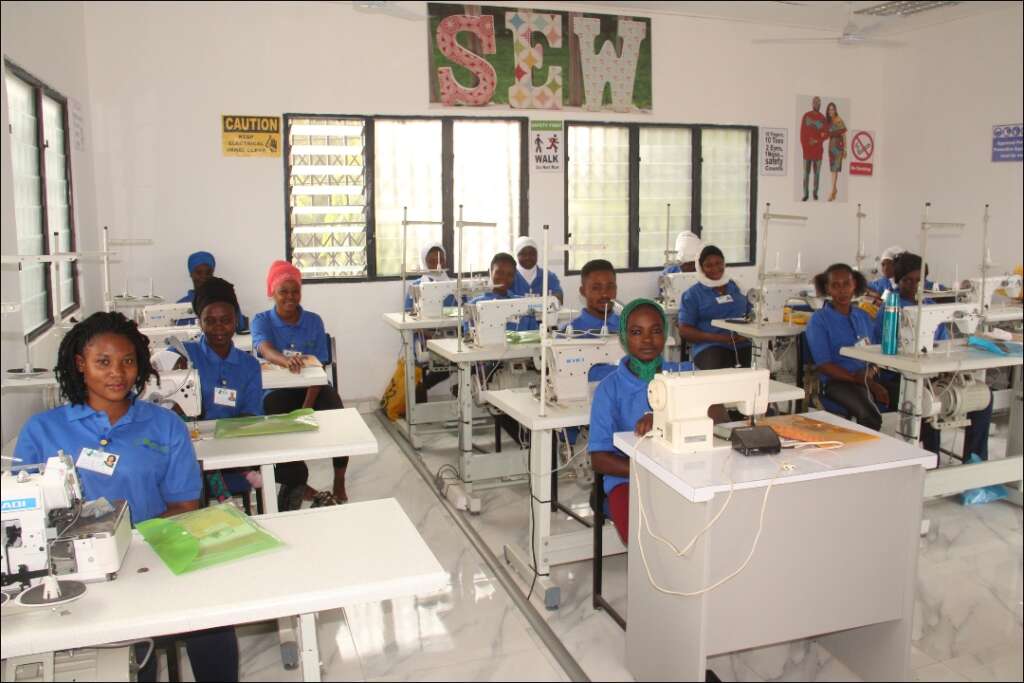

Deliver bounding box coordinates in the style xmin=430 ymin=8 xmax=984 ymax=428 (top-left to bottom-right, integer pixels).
xmin=467 ymin=292 xmax=540 ymax=331
xmin=677 ymin=281 xmax=751 ymax=360
xmin=251 ymin=307 xmax=329 ymax=363
xmin=187 ymin=251 xmax=215 ymax=274
xmin=805 ymin=301 xmax=879 ymax=383
xmin=403 ymin=276 xmax=458 ymax=312
xmin=588 ymin=357 xmax=691 ymax=495
xmin=512 ymin=268 xmax=562 ymax=297
xmin=15 ymin=400 xmax=201 ymax=525
xmin=182 ymin=337 xmax=263 ymax=420
xmin=176 ymin=291 xmax=249 ymax=333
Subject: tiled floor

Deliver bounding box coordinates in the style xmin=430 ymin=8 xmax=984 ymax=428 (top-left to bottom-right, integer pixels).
xmin=165 ymin=410 xmax=1021 ymax=681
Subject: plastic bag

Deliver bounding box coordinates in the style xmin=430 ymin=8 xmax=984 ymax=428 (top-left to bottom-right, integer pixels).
xmin=960 ymin=453 xmax=1009 ymax=506
xmin=214 ymin=408 xmax=318 ymax=439
xmin=137 ymin=503 xmax=284 ymax=575
xmin=380 ymin=357 xmax=422 ymax=421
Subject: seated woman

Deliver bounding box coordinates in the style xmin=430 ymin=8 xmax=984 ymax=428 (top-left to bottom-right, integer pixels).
xmin=678 ymin=245 xmax=752 ymax=369
xmin=866 ymin=245 xmax=904 ymax=298
xmin=252 ymin=261 xmax=348 ymax=504
xmin=178 ymin=250 xmax=249 ymax=331
xmin=589 ymin=299 xmax=724 ymax=545
xmin=878 ymin=253 xmax=993 ymax=459
xmin=511 ymin=236 xmax=563 ymax=303
xmin=661 ymin=231 xmax=703 ymax=275
xmin=15 ymin=311 xmax=237 ymax=682
xmin=805 ymin=263 xmax=887 ymax=431
xmin=469 ymin=252 xmax=539 ymax=332
xmin=403 ymin=242 xmax=455 ymax=403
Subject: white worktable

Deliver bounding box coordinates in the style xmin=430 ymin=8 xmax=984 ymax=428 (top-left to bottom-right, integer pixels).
xmin=194 ymin=408 xmax=377 ymax=513
xmin=841 ymin=341 xmax=1022 ymax=374
xmin=0 ymin=500 xmax=448 ymax=682
xmin=382 ymin=311 xmax=460 ymax=331
xmin=616 ymin=410 xmax=934 ymax=681
xmin=984 ymin=303 xmax=1023 ymax=323
xmin=711 ymin=319 xmax=806 ymax=385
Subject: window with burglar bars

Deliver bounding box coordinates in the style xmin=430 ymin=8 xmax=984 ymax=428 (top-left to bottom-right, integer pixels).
xmin=5 ymin=62 xmax=79 ymax=339
xmin=284 ymin=115 xmax=526 ymax=282
xmin=566 ymin=123 xmax=757 ymax=272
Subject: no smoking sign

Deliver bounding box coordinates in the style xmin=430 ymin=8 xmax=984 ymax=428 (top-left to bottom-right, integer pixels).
xmin=850 ymin=130 xmax=875 ymax=176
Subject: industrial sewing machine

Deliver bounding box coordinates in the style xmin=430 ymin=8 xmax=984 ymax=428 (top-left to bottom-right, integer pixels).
xmin=898 ymin=302 xmax=981 ymax=355
xmin=657 ymin=272 xmax=698 ymax=311
xmin=410 ymin=276 xmax=491 ymax=319
xmin=139 ymin=368 xmax=202 ymax=417
xmin=467 ymin=296 xmax=559 ymax=347
xmin=746 ymin=277 xmax=816 ymax=324
xmin=1 ymin=453 xmax=131 ymax=592
xmin=141 ymin=301 xmax=195 ymax=327
xmin=537 ymin=336 xmax=622 ymax=404
xmin=647 ymin=368 xmax=771 ymax=454
xmin=959 ymin=275 xmax=1024 ymax=312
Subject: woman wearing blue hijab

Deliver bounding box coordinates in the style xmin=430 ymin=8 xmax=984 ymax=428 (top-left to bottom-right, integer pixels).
xmin=178 ymin=251 xmax=249 ymax=332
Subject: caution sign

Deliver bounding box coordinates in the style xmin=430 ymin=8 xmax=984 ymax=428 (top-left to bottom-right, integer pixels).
xmin=849 ymin=130 xmax=874 ymax=176
xmin=221 ymin=115 xmax=281 ymax=157
xmin=531 ymin=120 xmax=562 ymax=173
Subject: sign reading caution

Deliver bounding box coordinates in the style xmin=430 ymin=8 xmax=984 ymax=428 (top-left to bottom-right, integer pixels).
xmin=222 ymin=115 xmax=281 ymax=157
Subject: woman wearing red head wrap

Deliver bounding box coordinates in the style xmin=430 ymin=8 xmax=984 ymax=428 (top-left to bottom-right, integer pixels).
xmin=251 ymin=261 xmax=349 ymax=506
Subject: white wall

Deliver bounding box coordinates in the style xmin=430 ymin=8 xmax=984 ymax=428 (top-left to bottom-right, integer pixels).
xmin=78 ymin=0 xmax=888 ymax=403
xmin=1 ymin=0 xmax=99 ymax=442
xmin=881 ymin=4 xmax=1023 ymax=284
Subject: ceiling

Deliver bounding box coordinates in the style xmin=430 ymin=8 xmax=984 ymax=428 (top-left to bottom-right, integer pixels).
xmin=560 ymin=1 xmax=1014 ymax=36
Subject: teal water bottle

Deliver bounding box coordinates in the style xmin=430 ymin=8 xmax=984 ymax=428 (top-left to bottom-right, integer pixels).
xmin=881 ymin=290 xmax=900 ymax=355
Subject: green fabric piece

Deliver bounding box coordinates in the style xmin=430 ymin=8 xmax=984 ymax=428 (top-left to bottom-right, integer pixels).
xmin=507 ymin=330 xmax=541 ymax=345
xmin=214 ymin=408 xmax=318 ymax=439
xmin=136 ymin=503 xmax=283 ymax=575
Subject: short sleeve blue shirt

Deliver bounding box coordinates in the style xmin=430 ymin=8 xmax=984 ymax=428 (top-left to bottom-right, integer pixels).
xmin=678 ymin=281 xmax=751 ymax=360
xmin=805 ymin=301 xmax=879 ymax=382
xmin=512 ymin=268 xmax=562 ymax=297
xmin=866 ymin=276 xmax=894 ymax=295
xmin=14 ymin=400 xmax=201 ymax=525
xmin=183 ymin=337 xmax=264 ymax=419
xmin=588 ymin=357 xmax=691 ymax=494
xmin=251 ymin=307 xmax=329 ymax=364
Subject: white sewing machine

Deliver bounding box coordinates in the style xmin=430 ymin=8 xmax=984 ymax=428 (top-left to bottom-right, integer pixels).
xmin=647 ymin=368 xmax=771 ymax=454
xmin=960 ymin=275 xmax=1024 ymax=310
xmin=1 ymin=453 xmax=131 ymax=591
xmin=537 ymin=336 xmax=622 ymax=403
xmin=657 ymin=272 xmax=698 ymax=310
xmin=410 ymin=276 xmax=491 ymax=319
xmin=467 ymin=296 xmax=558 ymax=347
xmin=141 ymin=301 xmax=195 ymax=327
xmin=899 ymin=302 xmax=981 ymax=355
xmin=139 ymin=368 xmax=202 ymax=417
xmin=747 ymin=278 xmax=815 ymax=324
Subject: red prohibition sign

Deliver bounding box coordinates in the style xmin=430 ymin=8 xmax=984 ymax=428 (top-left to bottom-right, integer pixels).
xmin=852 ymin=131 xmax=874 ymax=161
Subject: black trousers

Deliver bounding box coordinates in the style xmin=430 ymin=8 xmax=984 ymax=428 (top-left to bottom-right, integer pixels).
xmin=416 ymin=369 xmax=452 ymax=403
xmin=822 ymin=381 xmax=883 ymax=431
xmin=264 ymin=387 xmax=349 ymax=488
xmin=137 ymin=626 xmax=238 ymax=682
xmin=693 ymin=344 xmax=753 ymax=370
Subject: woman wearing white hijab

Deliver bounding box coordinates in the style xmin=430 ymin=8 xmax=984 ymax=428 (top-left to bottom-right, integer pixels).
xmin=661 ymin=231 xmax=704 ymax=275
xmin=404 ymin=241 xmax=453 ymax=311
xmin=511 ymin=235 xmax=563 ymax=303
xmin=677 ymin=245 xmax=753 ymax=369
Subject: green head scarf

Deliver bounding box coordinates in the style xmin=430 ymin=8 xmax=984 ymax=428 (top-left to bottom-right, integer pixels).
xmin=618 ymin=298 xmax=668 ymax=382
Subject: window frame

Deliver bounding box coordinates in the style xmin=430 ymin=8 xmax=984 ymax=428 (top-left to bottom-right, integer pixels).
xmin=282 ymin=114 xmax=529 ymax=284
xmin=5 ymin=60 xmax=80 ymax=341
xmin=564 ymin=120 xmax=758 ymax=274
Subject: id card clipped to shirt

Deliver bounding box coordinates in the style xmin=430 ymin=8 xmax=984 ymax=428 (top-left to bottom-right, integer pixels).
xmin=77 ymin=447 xmax=120 ymax=476
xmin=214 ymin=386 xmax=238 ymax=407
xmin=716 ymin=294 xmax=734 ymax=304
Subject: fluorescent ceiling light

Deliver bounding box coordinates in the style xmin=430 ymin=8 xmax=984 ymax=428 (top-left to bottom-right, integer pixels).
xmin=855 ymin=1 xmax=960 ymax=17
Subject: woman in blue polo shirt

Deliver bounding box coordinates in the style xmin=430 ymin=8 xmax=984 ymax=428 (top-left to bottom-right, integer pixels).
xmin=252 ymin=261 xmax=348 ymax=504
xmin=678 ymin=245 xmax=752 ymax=369
xmin=404 ymin=241 xmax=457 ymax=312
xmin=805 ymin=263 xmax=887 ymax=430
xmin=14 ymin=311 xmax=236 ymax=682
xmin=468 ymin=252 xmax=540 ymax=332
xmin=511 ymin=236 xmax=563 ymax=303
xmin=177 ymin=250 xmax=249 ymax=331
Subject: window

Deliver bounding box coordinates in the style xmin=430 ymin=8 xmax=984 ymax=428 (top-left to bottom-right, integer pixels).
xmin=284 ymin=115 xmax=527 ymax=281
xmin=4 ymin=62 xmax=78 ymax=339
xmin=566 ymin=122 xmax=756 ymax=272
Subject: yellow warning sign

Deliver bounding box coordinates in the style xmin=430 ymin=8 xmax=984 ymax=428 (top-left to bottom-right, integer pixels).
xmin=221 ymin=115 xmax=280 ymax=157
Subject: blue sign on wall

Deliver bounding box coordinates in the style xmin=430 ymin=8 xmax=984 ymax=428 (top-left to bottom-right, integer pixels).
xmin=992 ymin=124 xmax=1023 ymax=162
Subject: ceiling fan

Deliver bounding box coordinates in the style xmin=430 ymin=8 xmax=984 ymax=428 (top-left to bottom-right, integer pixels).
xmin=351 ymin=1 xmax=428 ymax=21
xmin=755 ymin=4 xmax=904 ymax=47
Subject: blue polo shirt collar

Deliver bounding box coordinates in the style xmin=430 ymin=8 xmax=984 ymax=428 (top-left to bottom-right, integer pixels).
xmin=198 ymin=335 xmax=245 ymax=366
xmin=64 ymin=396 xmax=151 ymax=426
xmin=269 ymin=306 xmax=306 ymax=328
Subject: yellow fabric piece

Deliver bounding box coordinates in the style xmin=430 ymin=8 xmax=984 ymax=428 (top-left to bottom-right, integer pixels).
xmin=381 ymin=357 xmax=422 ymax=421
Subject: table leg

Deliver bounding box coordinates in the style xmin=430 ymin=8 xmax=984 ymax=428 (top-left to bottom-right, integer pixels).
xmin=752 ymin=338 xmax=770 ymax=370
xmin=259 ymin=464 xmax=279 ymax=514
xmin=257 ymin=466 xmax=301 ymax=668
xmin=896 ymin=375 xmax=925 ymax=445
xmin=458 ymin=361 xmax=474 ymax=476
xmin=402 ymin=330 xmax=420 ymax=448
xmin=1006 ymin=365 xmax=1023 ymax=507
xmin=298 ymin=612 xmax=322 ymax=682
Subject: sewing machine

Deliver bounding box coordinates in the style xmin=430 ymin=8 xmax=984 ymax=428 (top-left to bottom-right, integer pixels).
xmin=960 ymin=275 xmax=1024 ymax=310
xmin=467 ymin=296 xmax=558 ymax=347
xmin=647 ymin=367 xmax=771 ymax=453
xmin=537 ymin=336 xmax=622 ymax=403
xmin=139 ymin=368 xmax=202 ymax=417
xmin=899 ymin=302 xmax=981 ymax=355
xmin=747 ymin=278 xmax=816 ymax=324
xmin=410 ymin=276 xmax=491 ymax=320
xmin=1 ymin=453 xmax=131 ymax=591
xmin=141 ymin=301 xmax=195 ymax=327
xmin=657 ymin=272 xmax=698 ymax=310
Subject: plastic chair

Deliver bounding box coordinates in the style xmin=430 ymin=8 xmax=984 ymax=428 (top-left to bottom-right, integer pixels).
xmin=591 ymin=472 xmax=626 ymax=630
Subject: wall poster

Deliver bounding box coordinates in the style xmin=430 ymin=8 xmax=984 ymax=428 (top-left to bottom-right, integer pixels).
xmin=794 ymin=94 xmax=851 ymax=203
xmin=221 ymin=115 xmax=281 ymax=157
xmin=759 ymin=127 xmax=787 ymax=176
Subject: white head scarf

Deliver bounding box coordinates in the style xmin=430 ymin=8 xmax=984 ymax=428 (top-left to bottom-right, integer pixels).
xmin=419 ymin=241 xmax=448 ymax=281
xmin=880 ymin=245 xmax=905 ymax=264
xmin=675 ymin=231 xmax=703 ymax=264
xmin=696 ymin=246 xmax=730 ymax=288
xmin=513 ymin=235 xmax=539 ymax=284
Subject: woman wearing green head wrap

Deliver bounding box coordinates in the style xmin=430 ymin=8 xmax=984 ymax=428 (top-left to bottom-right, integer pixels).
xmin=588 ymin=298 xmax=696 ymax=545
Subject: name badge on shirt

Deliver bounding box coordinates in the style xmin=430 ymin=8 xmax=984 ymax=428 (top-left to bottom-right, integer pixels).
xmin=855 ymin=336 xmax=870 ymax=347
xmin=716 ymin=294 xmax=734 ymax=304
xmin=77 ymin=447 xmax=120 ymax=476
xmin=283 ymin=349 xmax=302 ymax=358
xmin=214 ymin=386 xmax=238 ymax=407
